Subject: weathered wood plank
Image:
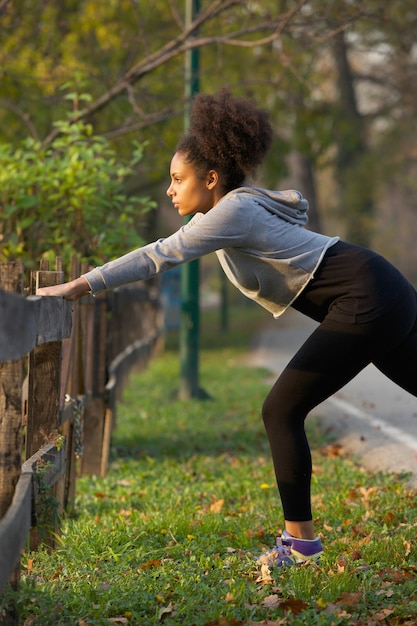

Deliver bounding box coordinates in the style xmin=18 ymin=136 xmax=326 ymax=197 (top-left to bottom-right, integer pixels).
xmin=0 ymin=292 xmax=72 ymax=361
xmin=26 ymin=342 xmax=62 ymax=458
xmin=28 ymin=295 xmax=72 ymax=346
xmin=80 ymin=298 xmax=108 ymax=476
xmin=0 ymin=360 xmax=23 ymax=517
xmin=59 ymin=254 xmax=80 ymax=511
xmin=26 ymin=269 xmax=67 ymax=550
xmin=80 ymin=397 xmax=107 ymax=476
xmin=0 ymin=473 xmax=32 ymax=594
xmin=0 ymin=290 xmax=36 ymax=361
xmin=0 ymin=442 xmax=67 ymax=594
xmin=22 ymin=442 xmax=67 ymax=488
xmin=0 ymin=264 xmax=24 ymax=595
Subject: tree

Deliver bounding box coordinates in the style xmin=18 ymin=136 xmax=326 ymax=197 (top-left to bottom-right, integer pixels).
xmin=0 ymin=1 xmax=369 ymax=145
xmin=2 ymin=1 xmax=417 ymax=278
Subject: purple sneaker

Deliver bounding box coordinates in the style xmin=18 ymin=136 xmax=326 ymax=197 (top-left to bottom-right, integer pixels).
xmin=258 ymin=531 xmax=323 ymax=568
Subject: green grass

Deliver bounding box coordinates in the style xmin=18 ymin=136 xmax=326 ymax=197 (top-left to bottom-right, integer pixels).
xmin=3 ymin=305 xmax=417 ymax=625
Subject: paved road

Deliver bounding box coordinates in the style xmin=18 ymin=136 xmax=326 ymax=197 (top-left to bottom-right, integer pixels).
xmin=248 ymin=309 xmax=417 ymax=489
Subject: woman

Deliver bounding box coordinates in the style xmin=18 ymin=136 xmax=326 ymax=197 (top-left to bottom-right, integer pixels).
xmin=38 ymin=90 xmax=417 ymax=567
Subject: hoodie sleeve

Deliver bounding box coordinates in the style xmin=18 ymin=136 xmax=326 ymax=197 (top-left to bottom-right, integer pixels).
xmin=83 ymin=194 xmax=254 ymax=294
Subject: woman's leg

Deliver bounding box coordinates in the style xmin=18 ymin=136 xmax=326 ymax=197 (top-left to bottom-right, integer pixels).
xmin=263 ymin=281 xmax=417 ymax=540
xmin=261 ymin=319 xmax=386 ymax=537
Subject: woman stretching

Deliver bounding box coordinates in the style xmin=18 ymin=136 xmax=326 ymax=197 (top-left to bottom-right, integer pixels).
xmin=38 ymin=90 xmax=417 ymax=567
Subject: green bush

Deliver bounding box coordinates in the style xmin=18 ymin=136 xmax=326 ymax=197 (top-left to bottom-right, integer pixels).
xmin=0 ymin=110 xmax=155 ymax=269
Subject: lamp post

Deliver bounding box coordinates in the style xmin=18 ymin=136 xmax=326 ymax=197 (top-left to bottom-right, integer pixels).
xmin=179 ymin=0 xmax=208 ymax=399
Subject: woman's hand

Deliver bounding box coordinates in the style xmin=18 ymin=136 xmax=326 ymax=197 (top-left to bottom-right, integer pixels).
xmin=36 ymin=277 xmax=92 ymax=301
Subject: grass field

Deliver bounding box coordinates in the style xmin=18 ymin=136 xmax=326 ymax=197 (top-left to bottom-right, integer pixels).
xmin=2 ymin=305 xmax=417 ymax=625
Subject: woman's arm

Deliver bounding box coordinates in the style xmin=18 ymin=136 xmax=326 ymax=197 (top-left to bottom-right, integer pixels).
xmin=36 ymin=276 xmax=91 ymax=300
xmin=37 ymin=195 xmax=252 ymax=299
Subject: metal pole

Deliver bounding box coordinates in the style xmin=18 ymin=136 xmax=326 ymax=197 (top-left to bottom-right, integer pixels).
xmin=179 ymin=0 xmax=208 ymax=399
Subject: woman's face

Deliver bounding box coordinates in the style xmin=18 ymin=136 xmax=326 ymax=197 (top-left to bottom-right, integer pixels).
xmin=166 ymin=152 xmax=218 ymax=217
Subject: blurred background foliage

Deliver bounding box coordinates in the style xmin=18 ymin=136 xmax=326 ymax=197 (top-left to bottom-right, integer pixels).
xmin=1 ymin=0 xmax=417 ymax=281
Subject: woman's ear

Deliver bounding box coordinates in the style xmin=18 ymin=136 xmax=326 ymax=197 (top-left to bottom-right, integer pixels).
xmin=206 ymin=169 xmax=219 ymax=189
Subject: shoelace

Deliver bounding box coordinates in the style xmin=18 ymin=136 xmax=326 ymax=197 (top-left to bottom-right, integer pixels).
xmin=258 ymin=537 xmax=294 ymax=567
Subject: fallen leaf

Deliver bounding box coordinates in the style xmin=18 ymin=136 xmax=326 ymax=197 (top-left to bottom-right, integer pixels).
xmin=335 ymin=591 xmax=362 ymax=607
xmin=384 ymin=511 xmax=396 ymax=524
xmin=255 ymin=563 xmax=273 ymax=585
xmin=320 ymin=443 xmax=344 ymax=457
xmin=158 ymin=602 xmax=175 ymax=622
xmin=376 ymin=588 xmax=394 ymax=598
xmin=51 ymin=565 xmax=63 ymax=580
xmin=372 ymin=608 xmax=394 ymax=620
xmin=337 ymin=557 xmax=347 ymax=573
xmin=351 ymin=549 xmax=362 ymax=561
xmin=115 ymin=479 xmax=131 ymax=486
xmin=247 ymin=617 xmax=288 ymax=626
xmin=359 ymin=486 xmax=378 ymax=507
xmin=262 ymin=594 xmax=280 ymax=609
xmin=278 ymin=598 xmax=308 ymax=615
xmin=140 ymin=559 xmax=161 ymax=570
xmin=392 ymin=568 xmax=415 ymax=582
xmin=210 ymin=498 xmax=224 ymax=513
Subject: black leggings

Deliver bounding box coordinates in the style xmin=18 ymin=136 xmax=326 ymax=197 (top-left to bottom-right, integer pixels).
xmin=261 ymin=242 xmax=417 ymax=521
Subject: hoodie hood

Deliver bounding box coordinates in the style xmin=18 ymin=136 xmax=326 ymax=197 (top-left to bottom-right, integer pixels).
xmin=236 ymin=186 xmax=309 ymax=226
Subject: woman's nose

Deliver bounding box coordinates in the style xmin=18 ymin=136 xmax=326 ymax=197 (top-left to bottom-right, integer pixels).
xmin=166 ymin=183 xmax=173 ymax=197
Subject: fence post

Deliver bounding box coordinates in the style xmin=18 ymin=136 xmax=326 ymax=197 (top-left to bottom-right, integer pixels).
xmin=79 ymin=287 xmax=109 ymax=477
xmin=0 ymin=263 xmax=24 ymax=600
xmin=58 ymin=255 xmax=81 ymax=510
xmin=26 ymin=259 xmax=65 ymax=550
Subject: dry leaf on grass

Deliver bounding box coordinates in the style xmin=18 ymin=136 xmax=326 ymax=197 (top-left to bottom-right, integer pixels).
xmin=255 ymin=563 xmax=273 ymax=584
xmin=158 ymin=602 xmax=175 ymax=622
xmin=140 ymin=558 xmax=162 ymax=570
xmin=277 ymin=598 xmax=308 ymax=615
xmin=335 ymin=591 xmax=362 ymax=607
xmin=247 ymin=617 xmax=288 ymax=626
xmin=210 ymin=497 xmax=225 ymax=513
xmin=262 ymin=594 xmax=280 ymax=609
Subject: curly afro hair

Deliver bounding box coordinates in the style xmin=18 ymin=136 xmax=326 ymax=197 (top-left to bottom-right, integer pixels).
xmin=176 ymin=89 xmax=273 ymax=192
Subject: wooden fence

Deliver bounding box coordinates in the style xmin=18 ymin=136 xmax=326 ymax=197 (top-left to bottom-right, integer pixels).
xmin=0 ymin=259 xmax=162 ymax=610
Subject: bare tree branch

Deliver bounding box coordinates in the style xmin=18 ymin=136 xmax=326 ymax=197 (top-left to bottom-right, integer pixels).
xmin=167 ymin=0 xmax=185 ymax=30
xmin=103 ymin=108 xmax=177 ymax=140
xmin=0 ymin=98 xmax=40 ymax=140
xmin=314 ymin=10 xmax=369 ymax=44
xmin=41 ymin=1 xmax=307 ymax=146
xmin=40 ymin=0 xmax=368 ymax=147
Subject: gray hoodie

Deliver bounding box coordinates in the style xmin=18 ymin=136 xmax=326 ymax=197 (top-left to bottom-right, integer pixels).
xmin=83 ymin=186 xmax=339 ymax=318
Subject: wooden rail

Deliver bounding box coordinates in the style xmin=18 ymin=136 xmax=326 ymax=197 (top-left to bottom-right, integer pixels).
xmin=0 ymin=260 xmax=162 ymax=606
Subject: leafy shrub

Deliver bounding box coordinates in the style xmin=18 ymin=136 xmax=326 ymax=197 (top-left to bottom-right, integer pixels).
xmin=0 ymin=113 xmax=155 ymax=269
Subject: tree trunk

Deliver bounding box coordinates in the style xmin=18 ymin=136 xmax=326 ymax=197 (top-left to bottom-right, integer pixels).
xmin=333 ymin=30 xmax=372 ymax=246
xmin=290 ymin=150 xmax=322 ymax=233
